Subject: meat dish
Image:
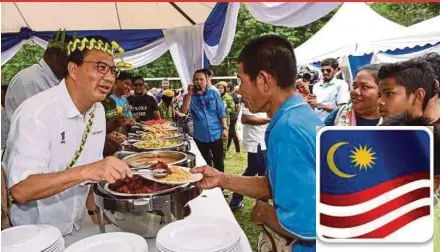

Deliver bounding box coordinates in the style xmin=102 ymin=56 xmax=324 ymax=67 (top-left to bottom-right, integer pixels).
xmin=109 ymin=175 xmax=174 ymax=194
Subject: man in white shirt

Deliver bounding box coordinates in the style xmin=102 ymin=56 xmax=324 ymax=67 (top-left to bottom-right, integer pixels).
xmin=5 ymin=32 xmax=72 ymax=132
xmin=229 ymin=104 xmax=270 ymax=210
xmin=204 ymin=68 xmax=220 ymax=94
xmin=3 ymin=35 xmax=132 ymax=235
xmin=308 ymin=58 xmax=350 ymax=120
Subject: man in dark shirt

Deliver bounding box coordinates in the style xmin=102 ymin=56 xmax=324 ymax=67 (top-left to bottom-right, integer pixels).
xmin=127 ymin=76 xmax=160 ymax=122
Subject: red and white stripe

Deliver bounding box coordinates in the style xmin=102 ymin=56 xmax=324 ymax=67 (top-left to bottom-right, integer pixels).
xmin=320 ymin=172 xmax=431 ymax=239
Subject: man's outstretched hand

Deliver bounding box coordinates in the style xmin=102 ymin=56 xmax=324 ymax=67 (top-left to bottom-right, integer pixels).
xmin=190 ymin=165 xmax=224 ymax=189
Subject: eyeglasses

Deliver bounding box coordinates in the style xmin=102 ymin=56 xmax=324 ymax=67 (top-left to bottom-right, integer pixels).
xmin=133 ymin=83 xmax=144 ymax=88
xmin=321 ymin=69 xmax=332 ymax=73
xmin=82 ymin=61 xmax=121 ymax=77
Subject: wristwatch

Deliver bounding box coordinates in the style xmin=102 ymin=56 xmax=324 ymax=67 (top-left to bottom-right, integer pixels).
xmin=223 ymin=126 xmax=228 ymax=131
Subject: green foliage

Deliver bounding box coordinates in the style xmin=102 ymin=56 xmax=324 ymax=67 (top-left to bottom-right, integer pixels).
xmin=1 ymin=44 xmax=44 ymax=85
xmin=2 ymin=3 xmax=440 ymax=87
xmin=370 ymin=2 xmax=440 ymax=26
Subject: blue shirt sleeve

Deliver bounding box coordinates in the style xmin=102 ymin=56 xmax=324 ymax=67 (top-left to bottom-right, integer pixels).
xmin=269 ymin=140 xmax=316 ymax=240
xmin=324 ymin=108 xmax=339 ymax=126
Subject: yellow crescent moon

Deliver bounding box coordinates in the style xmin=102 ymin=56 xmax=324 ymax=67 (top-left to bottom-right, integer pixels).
xmin=327 ymin=141 xmax=356 ymax=178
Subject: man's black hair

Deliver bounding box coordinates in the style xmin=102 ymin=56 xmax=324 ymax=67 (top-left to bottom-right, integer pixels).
xmin=202 ymin=68 xmax=214 ymax=77
xmin=356 ymin=64 xmax=382 ymax=85
xmin=422 ymin=52 xmax=440 ymax=97
xmin=117 ymin=71 xmax=133 ymax=81
xmin=382 ymin=112 xmax=440 ymax=176
xmin=321 ymin=58 xmax=339 ymax=70
xmin=378 ymin=59 xmax=436 ymax=109
xmin=237 ymin=34 xmax=297 ymax=89
xmin=193 ymin=69 xmax=208 ymax=79
xmin=132 ymin=75 xmax=144 ymax=83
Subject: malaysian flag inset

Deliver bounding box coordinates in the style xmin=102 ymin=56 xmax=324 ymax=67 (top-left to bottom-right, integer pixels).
xmin=318 ymin=128 xmax=432 ymax=242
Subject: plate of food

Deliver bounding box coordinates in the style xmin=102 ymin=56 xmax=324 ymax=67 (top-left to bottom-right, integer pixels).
xmin=132 ymin=139 xmax=183 ymax=151
xmin=142 ymin=120 xmax=179 ymax=132
xmin=141 ymin=130 xmax=181 ymax=140
xmin=141 ymin=164 xmax=203 ymax=185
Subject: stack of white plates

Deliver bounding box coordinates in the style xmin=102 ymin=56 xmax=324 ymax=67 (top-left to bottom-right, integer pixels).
xmin=65 ymin=232 xmax=148 ymax=252
xmin=1 ymin=225 xmax=64 ymax=252
xmin=156 ymin=218 xmax=242 ymax=252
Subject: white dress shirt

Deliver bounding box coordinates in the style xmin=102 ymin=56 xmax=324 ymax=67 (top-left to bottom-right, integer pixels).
xmin=3 ymin=80 xmax=106 ymax=235
xmin=4 ymin=59 xmax=60 ymax=141
xmin=241 ymin=105 xmax=268 ymax=153
xmin=313 ymin=78 xmax=350 ymax=120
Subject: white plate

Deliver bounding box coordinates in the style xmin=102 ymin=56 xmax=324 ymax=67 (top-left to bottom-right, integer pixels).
xmin=2 ymin=225 xmax=62 ymax=252
xmin=157 ymin=241 xmax=241 ymax=252
xmin=145 ymin=166 xmax=203 ymax=185
xmin=156 ymin=218 xmax=241 ymax=252
xmin=43 ymin=238 xmax=64 ymax=252
xmin=66 ymin=232 xmax=148 ymax=252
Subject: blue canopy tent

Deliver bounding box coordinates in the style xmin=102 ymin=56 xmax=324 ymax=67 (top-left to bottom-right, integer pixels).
xmin=348 ymin=15 xmax=440 ymax=77
xmin=1 ymin=2 xmax=240 ymax=87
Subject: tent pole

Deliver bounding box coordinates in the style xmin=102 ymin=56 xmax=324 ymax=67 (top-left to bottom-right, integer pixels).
xmin=169 ymin=3 xmax=196 ymax=25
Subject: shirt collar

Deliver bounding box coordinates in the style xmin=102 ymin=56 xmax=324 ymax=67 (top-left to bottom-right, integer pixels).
xmin=319 ymin=78 xmax=338 ymax=87
xmin=58 ymin=79 xmax=94 ymax=119
xmin=267 ymin=95 xmax=303 ymax=133
xmin=40 ymin=59 xmax=59 ymax=84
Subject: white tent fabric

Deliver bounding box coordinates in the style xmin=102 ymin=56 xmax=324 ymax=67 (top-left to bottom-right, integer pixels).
xmin=203 ymin=2 xmax=240 ymax=66
xmin=164 ymin=25 xmax=204 ymax=88
xmin=244 ymin=2 xmax=339 ymax=28
xmin=115 ymin=38 xmax=169 ymax=69
xmin=371 ymin=43 xmax=440 ymax=64
xmin=1 ymin=34 xmax=169 ymax=69
xmin=409 ymin=15 xmax=440 ymax=33
xmin=368 ymin=15 xmax=440 ymax=52
xmin=1 ymin=2 xmax=216 ymax=32
xmin=295 ymin=2 xmax=408 ymax=65
xmin=1 ymin=2 xmax=341 ymax=85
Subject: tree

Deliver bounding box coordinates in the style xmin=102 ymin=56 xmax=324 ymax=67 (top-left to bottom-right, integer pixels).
xmin=1 ymin=44 xmax=44 ymax=85
xmin=370 ymin=2 xmax=440 ymax=26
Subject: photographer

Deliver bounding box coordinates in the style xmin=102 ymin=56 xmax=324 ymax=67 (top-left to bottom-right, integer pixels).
xmin=182 ymin=70 xmax=228 ymax=173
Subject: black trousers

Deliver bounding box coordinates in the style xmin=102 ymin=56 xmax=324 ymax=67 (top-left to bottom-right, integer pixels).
xmin=194 ymin=137 xmax=225 ymax=172
xmin=230 ymin=145 xmax=267 ymax=205
xmin=227 ymin=119 xmax=240 ymax=153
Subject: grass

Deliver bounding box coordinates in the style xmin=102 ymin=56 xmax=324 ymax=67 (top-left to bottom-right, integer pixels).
xmin=223 ymin=147 xmax=260 ymax=252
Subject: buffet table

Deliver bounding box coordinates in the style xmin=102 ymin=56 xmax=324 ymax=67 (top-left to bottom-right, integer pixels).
xmin=63 ymin=140 xmax=253 ymax=252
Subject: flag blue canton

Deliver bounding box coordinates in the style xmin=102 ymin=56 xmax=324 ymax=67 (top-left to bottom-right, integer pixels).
xmin=319 ymin=129 xmax=430 ymax=195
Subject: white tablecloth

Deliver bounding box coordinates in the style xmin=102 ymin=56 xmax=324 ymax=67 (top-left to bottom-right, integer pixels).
xmin=63 ymin=140 xmax=252 ymax=252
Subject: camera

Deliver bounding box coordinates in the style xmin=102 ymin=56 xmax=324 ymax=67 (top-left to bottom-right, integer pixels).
xmin=297 ymin=66 xmax=319 ymax=84
xmin=193 ymin=84 xmax=202 ymax=93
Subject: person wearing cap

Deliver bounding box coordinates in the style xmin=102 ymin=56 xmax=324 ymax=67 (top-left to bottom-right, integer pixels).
xmin=158 ymin=89 xmax=175 ymax=120
xmin=4 ymin=31 xmax=73 ymax=139
xmin=3 ymin=35 xmax=133 ymax=235
xmin=217 ymin=81 xmax=237 ymax=153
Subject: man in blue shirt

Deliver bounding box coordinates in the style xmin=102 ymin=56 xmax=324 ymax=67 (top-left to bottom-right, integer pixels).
xmin=110 ymin=71 xmax=133 ymax=118
xmin=191 ymin=35 xmax=322 ymax=251
xmin=182 ymin=70 xmax=228 ymax=172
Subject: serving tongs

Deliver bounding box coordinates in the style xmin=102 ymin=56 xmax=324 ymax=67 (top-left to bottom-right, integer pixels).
xmin=133 ymin=168 xmax=168 ymax=178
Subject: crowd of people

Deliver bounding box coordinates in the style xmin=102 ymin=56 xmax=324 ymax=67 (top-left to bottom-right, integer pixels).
xmin=0 ymin=31 xmax=439 ymax=252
